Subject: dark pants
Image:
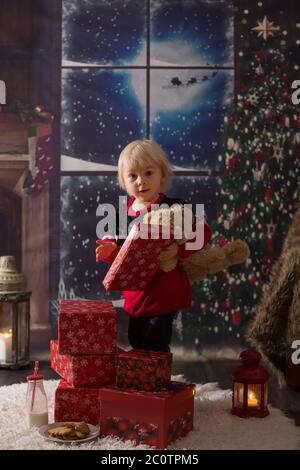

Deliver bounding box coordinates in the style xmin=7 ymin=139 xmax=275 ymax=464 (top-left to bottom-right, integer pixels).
xmin=128 ymin=311 xmax=176 ymax=353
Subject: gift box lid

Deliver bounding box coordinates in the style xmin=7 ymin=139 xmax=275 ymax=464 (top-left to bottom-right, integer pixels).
xmin=59 ymin=299 xmax=115 ymax=315
xmin=116 ymin=349 xmax=172 ymax=363
xmin=99 ymin=382 xmax=195 ymax=422
xmin=99 ymin=381 xmax=195 ymax=403
xmin=103 ymin=223 xmax=175 ymax=292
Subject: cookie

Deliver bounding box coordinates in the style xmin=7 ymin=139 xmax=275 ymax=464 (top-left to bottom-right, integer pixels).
xmin=48 ymin=422 xmax=90 ymax=440
xmin=75 ymin=422 xmax=90 ymax=435
xmin=48 ymin=426 xmax=72 ymax=437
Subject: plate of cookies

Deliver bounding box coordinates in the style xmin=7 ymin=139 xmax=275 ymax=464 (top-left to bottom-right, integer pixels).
xmin=39 ymin=421 xmax=100 ymax=444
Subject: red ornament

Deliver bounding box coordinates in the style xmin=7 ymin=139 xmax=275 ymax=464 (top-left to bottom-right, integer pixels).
xmin=232 ymin=349 xmax=269 ymax=418
xmin=227 ymin=155 xmax=237 ymax=172
xmin=255 ymin=51 xmax=266 ymax=58
xmin=221 ymin=299 xmax=232 ymax=310
xmin=294 ymin=149 xmax=300 ymax=160
xmin=267 ymin=237 xmax=274 ymax=252
xmin=255 ymin=149 xmax=266 ymax=164
xmin=231 ymin=311 xmax=241 ymax=327
xmin=264 ymin=187 xmax=273 ymax=203
xmin=249 ymin=275 xmax=257 ymax=286
xmin=239 ymin=204 xmax=247 ymax=214
xmin=219 ymin=235 xmax=228 ymax=247
xmin=222 ymin=272 xmax=229 ymax=282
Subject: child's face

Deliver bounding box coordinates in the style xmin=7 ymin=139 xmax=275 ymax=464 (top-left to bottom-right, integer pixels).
xmin=123 ymin=162 xmax=163 ymax=204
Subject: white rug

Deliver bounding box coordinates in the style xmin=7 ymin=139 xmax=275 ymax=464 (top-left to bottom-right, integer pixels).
xmin=0 ymin=377 xmax=299 ymax=450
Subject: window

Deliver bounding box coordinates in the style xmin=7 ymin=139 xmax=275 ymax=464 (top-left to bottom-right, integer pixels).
xmin=60 ymin=0 xmax=234 ymax=299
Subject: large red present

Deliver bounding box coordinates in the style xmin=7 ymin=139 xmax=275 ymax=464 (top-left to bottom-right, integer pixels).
xmin=54 ymin=379 xmax=100 ymax=425
xmin=58 ymin=300 xmax=116 ymax=355
xmin=116 ymin=349 xmax=172 ymax=392
xmin=103 ymin=223 xmax=174 ymax=291
xmin=99 ymin=382 xmax=195 ymax=448
xmin=50 ymin=340 xmax=116 ymax=387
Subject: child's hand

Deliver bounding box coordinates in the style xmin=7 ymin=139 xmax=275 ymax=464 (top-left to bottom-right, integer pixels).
xmin=158 ymin=243 xmax=179 ymax=262
xmin=96 ymin=240 xmax=118 ymax=262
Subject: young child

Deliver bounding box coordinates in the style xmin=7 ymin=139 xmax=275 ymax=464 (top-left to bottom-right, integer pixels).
xmin=96 ymin=139 xmax=212 ymax=352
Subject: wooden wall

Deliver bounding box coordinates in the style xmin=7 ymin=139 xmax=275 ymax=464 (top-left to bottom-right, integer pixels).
xmin=0 ymin=0 xmax=61 ymax=347
xmin=0 ymin=0 xmax=62 ymax=111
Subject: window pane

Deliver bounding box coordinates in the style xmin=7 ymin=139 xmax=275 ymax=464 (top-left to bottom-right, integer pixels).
xmin=61 ymin=69 xmax=146 ymax=167
xmin=60 ymin=175 xmax=126 ymax=301
xmin=168 ymin=175 xmax=218 ymax=222
xmin=150 ymin=0 xmax=233 ymax=67
xmin=234 ymin=382 xmax=244 ymax=408
xmin=150 ymin=69 xmax=233 ymax=169
xmin=63 ymin=0 xmax=147 ymax=66
xmin=247 ymin=384 xmax=261 ymax=408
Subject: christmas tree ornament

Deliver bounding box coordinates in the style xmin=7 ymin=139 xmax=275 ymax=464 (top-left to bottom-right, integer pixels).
xmin=247 ymin=92 xmax=260 ymax=106
xmin=272 ymin=144 xmax=284 ymax=163
xmin=293 ymin=132 xmax=300 ymax=145
xmin=252 ymin=16 xmax=280 ymax=40
xmin=231 ymin=311 xmax=241 ymax=327
xmin=252 ymin=162 xmax=267 ymax=181
xmin=266 ymin=222 xmax=277 ymax=236
xmin=264 ymin=187 xmax=273 ymax=203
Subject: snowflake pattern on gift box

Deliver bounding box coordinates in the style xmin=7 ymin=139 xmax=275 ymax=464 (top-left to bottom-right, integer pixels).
xmin=58 ymin=300 xmax=116 ymax=355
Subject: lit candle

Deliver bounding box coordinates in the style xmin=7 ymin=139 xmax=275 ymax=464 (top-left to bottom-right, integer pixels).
xmin=0 ymin=329 xmax=12 ymax=363
xmin=248 ymin=391 xmax=258 ymax=407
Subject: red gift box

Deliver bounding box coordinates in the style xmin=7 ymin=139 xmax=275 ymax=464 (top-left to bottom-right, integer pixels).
xmin=103 ymin=223 xmax=174 ymax=291
xmin=58 ymin=300 xmax=116 ymax=355
xmin=116 ymin=349 xmax=172 ymax=392
xmin=99 ymin=382 xmax=195 ymax=448
xmin=54 ymin=379 xmax=101 ymax=425
xmin=50 ymin=340 xmax=116 ymax=387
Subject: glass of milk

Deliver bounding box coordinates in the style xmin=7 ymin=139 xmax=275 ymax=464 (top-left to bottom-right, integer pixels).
xmin=26 ymin=372 xmax=49 ymax=428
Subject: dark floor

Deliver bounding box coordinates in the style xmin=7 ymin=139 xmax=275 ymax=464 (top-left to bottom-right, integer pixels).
xmin=1 ymin=355 xmax=300 ymax=428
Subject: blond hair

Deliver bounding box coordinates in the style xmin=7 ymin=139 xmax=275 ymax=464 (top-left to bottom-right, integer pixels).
xmin=118 ymin=140 xmax=173 ymax=192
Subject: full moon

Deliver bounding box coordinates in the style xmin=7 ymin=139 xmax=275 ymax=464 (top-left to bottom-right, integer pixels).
xmin=129 ymin=40 xmax=211 ymax=112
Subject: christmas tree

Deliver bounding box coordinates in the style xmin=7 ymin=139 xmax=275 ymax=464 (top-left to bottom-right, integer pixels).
xmin=192 ymin=46 xmax=300 ymax=342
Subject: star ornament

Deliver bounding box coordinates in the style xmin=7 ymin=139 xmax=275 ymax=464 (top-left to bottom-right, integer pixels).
xmin=252 ymin=16 xmax=281 ymax=40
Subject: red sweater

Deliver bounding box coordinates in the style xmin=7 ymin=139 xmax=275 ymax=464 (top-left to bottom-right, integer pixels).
xmin=102 ymin=193 xmax=212 ymax=318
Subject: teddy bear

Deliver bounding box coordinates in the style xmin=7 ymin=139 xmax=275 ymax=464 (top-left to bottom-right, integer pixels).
xmin=142 ymin=204 xmax=250 ymax=284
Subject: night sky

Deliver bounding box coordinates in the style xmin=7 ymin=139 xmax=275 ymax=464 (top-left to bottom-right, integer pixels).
xmin=61 ymin=0 xmax=234 ymax=170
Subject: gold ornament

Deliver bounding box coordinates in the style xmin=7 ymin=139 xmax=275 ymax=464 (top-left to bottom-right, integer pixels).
xmin=272 ymin=144 xmax=284 ymax=163
xmin=266 ymin=222 xmax=277 ymax=236
xmin=252 ymin=16 xmax=280 ymax=40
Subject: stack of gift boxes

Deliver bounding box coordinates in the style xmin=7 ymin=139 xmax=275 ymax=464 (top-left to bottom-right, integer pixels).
xmin=50 ymin=299 xmax=195 ymax=448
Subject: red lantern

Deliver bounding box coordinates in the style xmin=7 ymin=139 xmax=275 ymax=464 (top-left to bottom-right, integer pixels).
xmin=232 ymin=349 xmax=269 ymax=418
